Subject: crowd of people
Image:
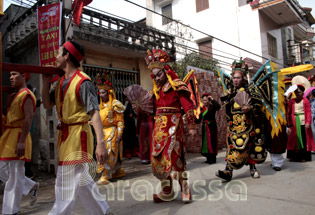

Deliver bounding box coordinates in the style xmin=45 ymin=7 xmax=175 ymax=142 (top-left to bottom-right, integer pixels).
xmin=0 ymin=40 xmax=314 ymax=214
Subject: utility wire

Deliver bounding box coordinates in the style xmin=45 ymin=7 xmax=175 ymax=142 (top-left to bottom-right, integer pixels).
xmin=124 ymin=0 xmax=300 ymax=68
xmin=124 ymin=0 xmax=270 ymax=61
xmin=79 ymin=15 xmax=233 ymax=67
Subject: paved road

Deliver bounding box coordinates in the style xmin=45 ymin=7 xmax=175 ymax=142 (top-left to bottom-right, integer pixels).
xmin=1 ymin=151 xmax=315 ymax=215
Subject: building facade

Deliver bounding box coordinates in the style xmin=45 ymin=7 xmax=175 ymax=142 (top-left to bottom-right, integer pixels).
xmin=1 ymin=0 xmax=176 ymax=173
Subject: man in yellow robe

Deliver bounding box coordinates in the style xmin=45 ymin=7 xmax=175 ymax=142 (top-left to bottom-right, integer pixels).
xmin=0 ymin=71 xmax=39 ymax=214
xmin=95 ymin=74 xmax=125 ymax=184
xmin=42 ymin=40 xmax=111 ymax=215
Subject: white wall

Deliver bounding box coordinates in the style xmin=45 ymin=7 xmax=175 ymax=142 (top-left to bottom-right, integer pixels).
xmin=146 ymin=0 xmax=287 ymax=71
xmin=259 ymin=11 xmax=285 ymax=68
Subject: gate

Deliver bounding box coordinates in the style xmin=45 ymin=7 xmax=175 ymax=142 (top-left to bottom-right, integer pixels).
xmin=83 ymin=64 xmax=140 ymax=102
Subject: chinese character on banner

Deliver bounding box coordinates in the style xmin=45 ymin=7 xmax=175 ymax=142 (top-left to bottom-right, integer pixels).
xmin=37 ymin=2 xmax=62 ymax=66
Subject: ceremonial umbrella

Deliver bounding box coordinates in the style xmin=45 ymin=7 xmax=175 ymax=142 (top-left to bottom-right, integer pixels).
xmin=280 ymin=64 xmax=314 ymax=75
xmin=303 ymin=87 xmax=315 ymax=98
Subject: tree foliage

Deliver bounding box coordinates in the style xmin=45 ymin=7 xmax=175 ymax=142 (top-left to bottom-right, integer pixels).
xmin=170 ymin=53 xmax=219 ymax=79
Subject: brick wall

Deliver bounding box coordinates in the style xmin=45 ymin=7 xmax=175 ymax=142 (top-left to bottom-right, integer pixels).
xmin=185 ymin=70 xmax=227 ymax=153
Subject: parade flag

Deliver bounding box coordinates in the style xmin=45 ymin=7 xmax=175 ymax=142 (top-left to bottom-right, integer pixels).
xmin=37 ymin=2 xmax=62 ymax=66
xmin=183 ymin=70 xmax=203 ymax=119
xmin=72 ymin=0 xmax=93 ymax=26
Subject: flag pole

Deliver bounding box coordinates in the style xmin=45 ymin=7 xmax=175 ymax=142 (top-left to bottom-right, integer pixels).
xmin=64 ymin=0 xmax=80 ymax=41
xmin=0 ymin=32 xmax=3 ymax=134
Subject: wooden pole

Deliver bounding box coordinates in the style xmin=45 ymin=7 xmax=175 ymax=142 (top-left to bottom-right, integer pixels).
xmin=0 ymin=32 xmax=3 ymax=134
xmin=2 ymin=63 xmax=63 ymax=75
xmin=0 ymin=0 xmax=4 ymax=16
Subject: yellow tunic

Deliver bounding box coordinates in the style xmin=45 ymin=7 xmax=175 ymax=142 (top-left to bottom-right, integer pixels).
xmin=55 ymin=70 xmax=93 ymax=165
xmin=0 ymin=88 xmax=36 ymax=161
xmin=99 ymin=99 xmax=125 ymax=168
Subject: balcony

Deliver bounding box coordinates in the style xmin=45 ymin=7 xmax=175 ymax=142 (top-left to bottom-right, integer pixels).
xmin=250 ymin=0 xmax=304 ymax=27
xmin=73 ymin=8 xmax=176 ymax=59
xmin=5 ymin=3 xmax=176 ymax=60
xmin=293 ymin=22 xmax=315 ymax=40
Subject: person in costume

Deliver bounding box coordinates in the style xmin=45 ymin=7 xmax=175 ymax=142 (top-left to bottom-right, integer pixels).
xmin=305 ymin=89 xmax=315 ymax=143
xmin=137 ymin=110 xmax=154 ymax=164
xmin=42 ymin=40 xmax=111 ymax=215
xmin=139 ymin=49 xmax=196 ymax=203
xmin=122 ymin=96 xmax=138 ymax=159
xmin=286 ymin=85 xmax=315 ymax=162
xmin=216 ymin=59 xmax=265 ymax=181
xmin=265 ymin=117 xmax=287 ymax=171
xmin=0 ymin=71 xmax=39 ymax=214
xmin=96 ymin=73 xmax=126 ymax=185
xmin=196 ymin=93 xmax=221 ymax=164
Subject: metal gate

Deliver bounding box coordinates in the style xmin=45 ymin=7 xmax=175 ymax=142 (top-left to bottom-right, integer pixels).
xmin=83 ymin=64 xmax=140 ymax=102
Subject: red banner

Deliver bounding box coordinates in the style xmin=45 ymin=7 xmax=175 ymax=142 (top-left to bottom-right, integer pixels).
xmin=37 ymin=2 xmax=62 ymax=66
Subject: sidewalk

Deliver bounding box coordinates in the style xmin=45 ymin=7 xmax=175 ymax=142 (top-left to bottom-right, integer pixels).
xmin=1 ymin=151 xmax=315 ymax=215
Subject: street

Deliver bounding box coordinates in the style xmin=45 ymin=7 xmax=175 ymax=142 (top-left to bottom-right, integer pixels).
xmin=1 ymin=151 xmax=315 ymax=215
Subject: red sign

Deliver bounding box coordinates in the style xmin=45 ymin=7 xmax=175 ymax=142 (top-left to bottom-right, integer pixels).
xmin=37 ymin=2 xmax=62 ymax=66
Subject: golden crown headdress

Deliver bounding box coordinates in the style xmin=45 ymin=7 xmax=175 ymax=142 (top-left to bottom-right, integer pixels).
xmin=231 ymin=58 xmax=249 ymax=76
xmin=96 ymin=72 xmax=113 ymax=90
xmin=145 ymin=49 xmax=170 ymax=70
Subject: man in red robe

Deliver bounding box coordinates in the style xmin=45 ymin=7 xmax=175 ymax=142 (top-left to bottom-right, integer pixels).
xmin=145 ymin=49 xmax=196 ymax=203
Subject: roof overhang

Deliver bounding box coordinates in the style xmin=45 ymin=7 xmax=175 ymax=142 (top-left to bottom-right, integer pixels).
xmin=251 ymin=0 xmax=304 ymax=27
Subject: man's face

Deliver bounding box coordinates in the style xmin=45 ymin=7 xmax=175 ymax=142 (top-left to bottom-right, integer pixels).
xmin=295 ymin=88 xmax=304 ymax=99
xmin=55 ymin=46 xmax=67 ymax=69
xmin=232 ymin=72 xmax=244 ymax=89
xmin=10 ymin=71 xmax=24 ymax=88
xmin=152 ymin=68 xmax=167 ymax=86
xmin=99 ymin=89 xmax=109 ymax=102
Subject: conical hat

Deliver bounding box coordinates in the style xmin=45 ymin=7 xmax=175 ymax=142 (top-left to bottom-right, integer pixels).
xmin=291 ymin=75 xmax=311 ymax=91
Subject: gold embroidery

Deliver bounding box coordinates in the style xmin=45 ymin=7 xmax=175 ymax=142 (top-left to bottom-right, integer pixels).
xmin=231 ymin=114 xmax=247 ymax=133
xmin=154 ymin=115 xmax=168 ymax=143
xmin=227 ymin=150 xmax=249 ymax=165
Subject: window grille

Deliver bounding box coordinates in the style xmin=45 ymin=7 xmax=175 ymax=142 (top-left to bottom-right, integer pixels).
xmin=83 ymin=64 xmax=140 ymax=102
xmin=267 ymin=33 xmax=277 ymax=58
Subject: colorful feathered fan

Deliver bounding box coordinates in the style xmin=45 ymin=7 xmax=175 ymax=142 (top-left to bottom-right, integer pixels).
xmin=234 ymin=91 xmax=251 ymax=106
xmin=123 ymin=85 xmax=154 ymax=114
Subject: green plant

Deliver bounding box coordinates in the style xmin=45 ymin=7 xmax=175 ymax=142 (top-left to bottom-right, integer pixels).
xmin=170 ymin=53 xmax=218 ymax=79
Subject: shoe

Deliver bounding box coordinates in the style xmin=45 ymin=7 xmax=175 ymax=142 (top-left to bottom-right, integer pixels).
xmin=97 ymin=175 xmax=110 ymax=185
xmin=141 ymin=160 xmax=150 ymax=165
xmin=132 ymin=148 xmax=139 ymax=157
xmin=153 ymin=178 xmax=174 ymax=203
xmin=105 ymin=210 xmax=114 ymax=215
xmin=179 ymin=177 xmax=192 ymax=204
xmin=215 ymin=170 xmax=232 ymax=181
xmin=112 ymin=167 xmax=126 ymax=179
xmin=153 ymin=190 xmax=175 ymax=203
xmin=273 ymin=167 xmax=281 ymax=171
xmin=29 ymin=183 xmax=39 ymax=206
xmin=125 ymin=153 xmax=131 ymax=159
xmin=249 ymin=166 xmax=260 ymax=179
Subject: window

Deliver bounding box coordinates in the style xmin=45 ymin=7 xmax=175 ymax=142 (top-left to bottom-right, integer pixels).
xmin=196 ymin=0 xmax=209 ymax=13
xmin=198 ymin=40 xmax=212 ymax=58
xmin=267 ymin=33 xmax=277 ymax=58
xmin=162 ymin=4 xmax=172 ymax=25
